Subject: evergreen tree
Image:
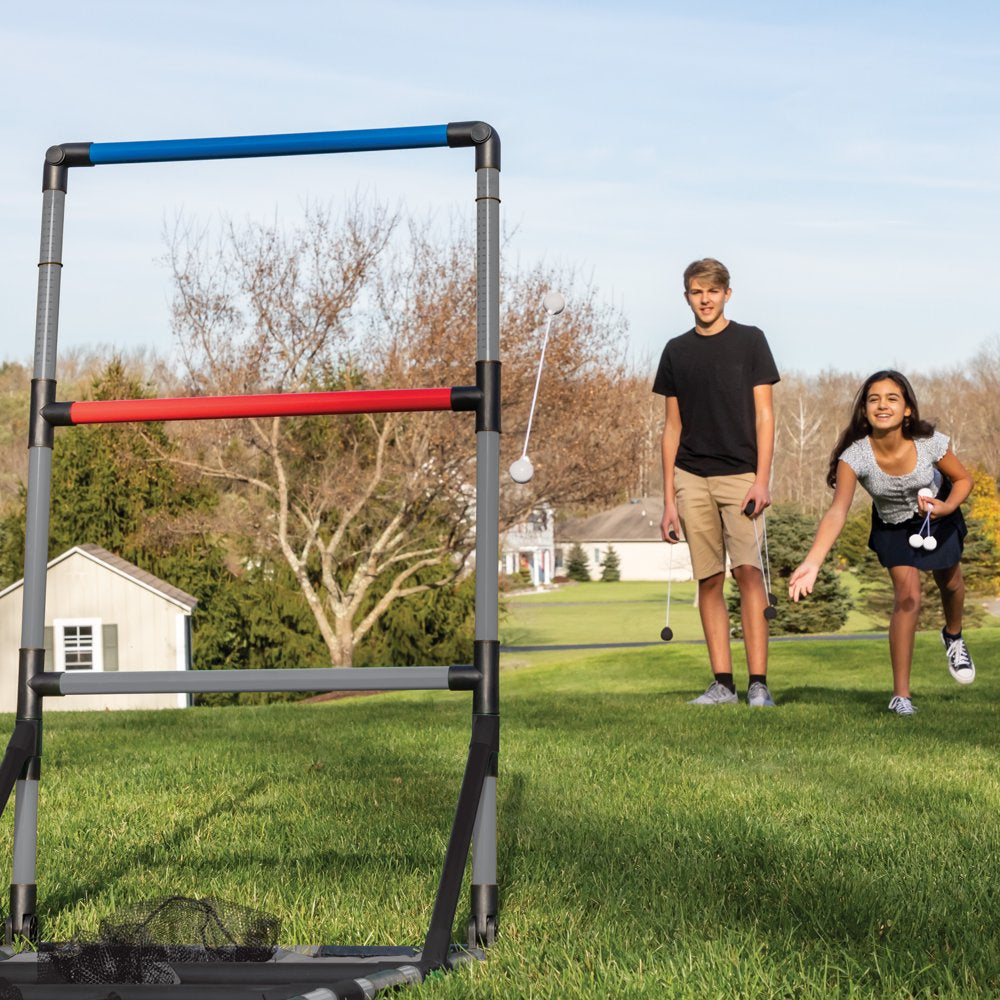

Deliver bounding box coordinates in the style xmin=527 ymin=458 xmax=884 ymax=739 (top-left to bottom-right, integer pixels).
xmin=0 ymin=360 xmax=325 ymax=687
xmin=566 ymin=543 xmax=591 ymax=582
xmin=354 ymin=569 xmax=476 ymax=668
xmin=832 ymin=507 xmax=875 ymax=571
xmin=728 ymin=504 xmax=851 ymax=635
xmin=600 ymin=545 xmax=621 ymax=582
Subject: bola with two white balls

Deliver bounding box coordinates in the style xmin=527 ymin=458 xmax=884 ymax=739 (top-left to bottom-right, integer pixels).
xmin=909 ymin=487 xmax=938 ymax=550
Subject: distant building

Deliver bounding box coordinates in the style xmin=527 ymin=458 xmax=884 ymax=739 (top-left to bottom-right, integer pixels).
xmin=556 ymin=497 xmax=693 ymax=581
xmin=500 ymin=504 xmax=555 ymax=586
xmin=0 ymin=544 xmax=197 ymax=712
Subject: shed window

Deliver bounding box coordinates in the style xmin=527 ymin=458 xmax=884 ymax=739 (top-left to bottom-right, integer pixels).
xmin=54 ymin=618 xmax=104 ymax=672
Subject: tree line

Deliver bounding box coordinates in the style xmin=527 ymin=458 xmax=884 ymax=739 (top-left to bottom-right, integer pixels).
xmin=2 ymin=202 xmax=999 ymax=682
xmin=0 ymin=203 xmax=644 ymax=687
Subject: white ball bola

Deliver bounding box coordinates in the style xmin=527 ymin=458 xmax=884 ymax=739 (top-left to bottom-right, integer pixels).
xmin=909 ymin=533 xmax=925 ymax=549
xmin=917 ymin=487 xmax=934 ymax=499
xmin=542 ymin=291 xmax=566 ymax=316
xmin=509 ymin=456 xmax=534 ymax=483
xmin=922 ymin=535 xmax=938 ymax=551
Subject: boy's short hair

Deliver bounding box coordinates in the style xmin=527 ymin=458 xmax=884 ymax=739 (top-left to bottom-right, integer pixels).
xmin=683 ymin=258 xmax=730 ymax=291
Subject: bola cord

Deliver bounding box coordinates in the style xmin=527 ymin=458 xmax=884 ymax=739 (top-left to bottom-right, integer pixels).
xmin=508 ymin=291 xmax=566 ymax=485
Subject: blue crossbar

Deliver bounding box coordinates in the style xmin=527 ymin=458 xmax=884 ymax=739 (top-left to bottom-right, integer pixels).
xmin=88 ymin=124 xmax=450 ymax=165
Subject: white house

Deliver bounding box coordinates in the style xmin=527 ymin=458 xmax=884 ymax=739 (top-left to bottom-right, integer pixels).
xmin=0 ymin=544 xmax=197 ymax=712
xmin=556 ymin=497 xmax=694 ymax=581
xmin=500 ymin=504 xmax=555 ymax=586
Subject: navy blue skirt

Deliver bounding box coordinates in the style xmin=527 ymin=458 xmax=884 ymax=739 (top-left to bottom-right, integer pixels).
xmin=868 ymin=496 xmax=966 ymax=570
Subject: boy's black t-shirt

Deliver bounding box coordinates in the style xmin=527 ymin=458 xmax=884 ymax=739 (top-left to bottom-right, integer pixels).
xmin=652 ymin=321 xmax=780 ymax=477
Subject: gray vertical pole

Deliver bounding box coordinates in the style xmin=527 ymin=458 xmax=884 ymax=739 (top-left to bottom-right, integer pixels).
xmin=470 ymin=146 xmax=501 ymax=944
xmin=8 ymin=165 xmax=67 ymax=941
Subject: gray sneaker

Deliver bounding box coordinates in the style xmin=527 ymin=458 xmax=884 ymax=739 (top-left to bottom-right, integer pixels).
xmin=747 ymin=681 xmax=776 ymax=707
xmin=689 ymin=681 xmax=739 ymax=705
xmin=888 ymin=695 xmax=917 ymax=715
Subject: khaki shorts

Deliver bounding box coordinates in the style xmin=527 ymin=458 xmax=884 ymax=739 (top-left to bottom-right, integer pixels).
xmin=673 ymin=469 xmax=761 ymax=580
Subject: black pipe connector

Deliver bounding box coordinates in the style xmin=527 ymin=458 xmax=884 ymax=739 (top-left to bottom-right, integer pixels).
xmin=472 ymin=639 xmax=499 ymax=717
xmin=446 ymin=121 xmax=500 ymax=171
xmin=42 ymin=143 xmax=92 ymax=192
xmin=28 ymin=380 xmax=56 ymax=449
xmin=475 ymin=361 xmax=501 ymax=434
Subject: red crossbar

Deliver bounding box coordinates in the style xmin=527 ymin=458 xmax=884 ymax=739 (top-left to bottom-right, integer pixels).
xmin=64 ymin=387 xmax=455 ymax=424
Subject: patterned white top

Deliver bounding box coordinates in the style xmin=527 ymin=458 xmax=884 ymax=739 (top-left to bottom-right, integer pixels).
xmin=839 ymin=431 xmax=949 ymax=524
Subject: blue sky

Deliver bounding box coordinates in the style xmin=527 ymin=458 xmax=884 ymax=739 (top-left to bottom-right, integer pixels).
xmin=2 ymin=1 xmax=999 ymax=377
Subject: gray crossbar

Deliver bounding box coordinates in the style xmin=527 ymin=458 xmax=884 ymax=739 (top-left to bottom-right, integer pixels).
xmin=37 ymin=667 xmax=451 ymax=696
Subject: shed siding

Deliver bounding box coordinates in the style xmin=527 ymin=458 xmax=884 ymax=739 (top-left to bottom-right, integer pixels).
xmin=0 ymin=552 xmax=190 ymax=713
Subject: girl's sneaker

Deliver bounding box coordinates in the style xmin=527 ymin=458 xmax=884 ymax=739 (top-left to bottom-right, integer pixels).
xmin=941 ymin=629 xmax=976 ymax=685
xmin=888 ymin=695 xmax=917 ymax=715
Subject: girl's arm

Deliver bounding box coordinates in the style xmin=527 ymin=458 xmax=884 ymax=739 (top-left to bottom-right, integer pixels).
xmin=921 ymin=447 xmax=973 ymax=518
xmin=788 ymin=461 xmax=859 ymax=602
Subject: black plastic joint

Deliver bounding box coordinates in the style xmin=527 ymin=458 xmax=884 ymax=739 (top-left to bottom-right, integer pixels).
xmin=471 ymin=883 xmax=499 ymax=922
xmin=17 ymin=649 xmax=46 ymax=722
xmin=6 ymin=884 xmax=37 ymax=943
xmin=29 ymin=380 xmax=57 ymax=448
xmin=43 ymin=143 xmax=92 ymax=192
xmin=7 ymin=718 xmax=41 ymax=771
xmin=45 ymin=143 xmax=93 ymax=168
xmin=470 ymin=712 xmax=500 ymax=753
xmin=447 ymin=664 xmax=481 ymax=690
xmin=40 ymin=401 xmax=73 ymax=427
xmin=450 ymin=385 xmax=482 ymax=412
xmin=472 ymin=639 xmax=499 ymax=717
xmin=475 ymin=361 xmax=501 ymax=433
xmin=27 ymin=673 xmax=62 ymax=698
xmin=446 ymin=121 xmax=500 ymax=171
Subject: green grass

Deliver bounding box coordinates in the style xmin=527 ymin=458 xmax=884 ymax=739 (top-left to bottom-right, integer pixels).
xmin=501 ymin=577 xmax=883 ymax=649
xmin=1 ymin=626 xmax=997 ymax=998
xmin=501 ymin=581 xmax=702 ymax=646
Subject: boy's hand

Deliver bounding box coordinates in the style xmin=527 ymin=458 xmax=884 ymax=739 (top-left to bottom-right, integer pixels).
xmin=741 ymin=481 xmax=771 ymax=519
xmin=788 ymin=562 xmax=819 ymax=602
xmin=661 ymin=504 xmax=682 ymax=543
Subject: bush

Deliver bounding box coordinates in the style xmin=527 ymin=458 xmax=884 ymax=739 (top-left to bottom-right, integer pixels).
xmin=728 ymin=504 xmax=851 ymax=635
xmin=566 ymin=543 xmax=591 ymax=582
xmin=600 ymin=545 xmax=621 ymax=582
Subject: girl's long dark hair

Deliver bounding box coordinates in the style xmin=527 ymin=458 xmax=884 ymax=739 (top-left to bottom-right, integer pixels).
xmin=826 ymin=370 xmax=935 ymax=488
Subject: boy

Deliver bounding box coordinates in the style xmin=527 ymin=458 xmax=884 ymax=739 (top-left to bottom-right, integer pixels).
xmin=653 ymin=258 xmax=780 ymax=705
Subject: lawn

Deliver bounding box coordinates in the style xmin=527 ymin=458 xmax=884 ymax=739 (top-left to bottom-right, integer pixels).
xmin=0 ymin=620 xmax=996 ymax=998
xmin=500 ymin=577 xmax=882 ymax=651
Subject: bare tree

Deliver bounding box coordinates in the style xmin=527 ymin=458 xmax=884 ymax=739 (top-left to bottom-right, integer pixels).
xmin=165 ymin=205 xmax=640 ymax=665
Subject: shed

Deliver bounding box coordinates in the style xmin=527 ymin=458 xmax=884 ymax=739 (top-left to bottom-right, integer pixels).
xmin=0 ymin=544 xmax=197 ymax=712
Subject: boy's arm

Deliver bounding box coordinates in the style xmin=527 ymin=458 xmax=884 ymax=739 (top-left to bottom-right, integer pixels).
xmin=741 ymin=382 xmax=775 ymax=518
xmin=788 ymin=461 xmax=858 ymax=601
xmin=660 ymin=396 xmax=682 ymax=542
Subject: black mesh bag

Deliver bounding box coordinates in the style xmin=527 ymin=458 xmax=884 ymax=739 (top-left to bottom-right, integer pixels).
xmin=39 ymin=896 xmax=279 ymax=985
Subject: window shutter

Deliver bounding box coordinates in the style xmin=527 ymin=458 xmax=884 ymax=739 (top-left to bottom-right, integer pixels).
xmin=102 ymin=624 xmax=119 ymax=671
xmin=43 ymin=626 xmax=53 ymax=670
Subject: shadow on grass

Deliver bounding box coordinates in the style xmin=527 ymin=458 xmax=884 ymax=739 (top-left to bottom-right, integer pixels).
xmin=43 ymin=776 xmax=271 ymax=914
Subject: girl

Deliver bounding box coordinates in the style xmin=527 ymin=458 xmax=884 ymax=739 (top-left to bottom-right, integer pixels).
xmin=788 ymin=370 xmax=975 ymax=715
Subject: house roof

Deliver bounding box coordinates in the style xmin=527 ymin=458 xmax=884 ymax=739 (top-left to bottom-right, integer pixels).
xmin=0 ymin=543 xmax=198 ymax=612
xmin=558 ymin=497 xmax=666 ymax=543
